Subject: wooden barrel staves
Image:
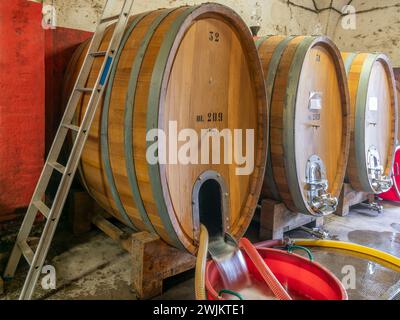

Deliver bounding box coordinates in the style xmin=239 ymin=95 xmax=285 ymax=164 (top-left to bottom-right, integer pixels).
xmin=64 ymin=4 xmax=268 ymax=254
xmin=256 ymin=35 xmax=351 ymax=216
xmin=342 ymin=52 xmax=398 ymax=193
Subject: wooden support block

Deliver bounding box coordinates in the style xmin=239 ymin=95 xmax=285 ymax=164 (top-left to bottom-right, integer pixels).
xmin=259 ymin=199 xmax=323 ymax=240
xmin=68 ymin=190 xmax=94 ymax=235
xmin=131 ymin=231 xmax=196 ymax=300
xmin=335 ymin=183 xmax=369 ymax=217
xmin=91 ymin=214 xmax=132 ymax=253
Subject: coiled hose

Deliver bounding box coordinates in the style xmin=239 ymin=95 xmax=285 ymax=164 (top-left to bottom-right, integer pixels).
xmin=195 ymin=224 xmax=209 ymax=300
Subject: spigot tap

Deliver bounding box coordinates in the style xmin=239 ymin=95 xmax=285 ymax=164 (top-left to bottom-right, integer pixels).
xmin=370 ymin=166 xmax=392 ymax=193
xmin=307 ymin=179 xmax=338 ymax=216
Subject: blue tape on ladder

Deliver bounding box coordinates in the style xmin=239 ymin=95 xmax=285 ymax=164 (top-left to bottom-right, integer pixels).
xmin=100 ymin=56 xmax=113 ymax=86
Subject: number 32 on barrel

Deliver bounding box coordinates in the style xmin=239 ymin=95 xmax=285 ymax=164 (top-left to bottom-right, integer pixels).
xmin=209 ymin=31 xmax=220 ymax=42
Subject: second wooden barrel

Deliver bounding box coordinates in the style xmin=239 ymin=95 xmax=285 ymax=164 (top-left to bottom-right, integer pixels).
xmin=342 ymin=52 xmax=398 ymax=193
xmin=256 ymin=35 xmax=351 ymax=216
xmin=64 ymin=4 xmax=268 ymax=254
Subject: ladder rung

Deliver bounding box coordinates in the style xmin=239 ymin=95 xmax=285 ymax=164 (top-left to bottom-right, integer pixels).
xmin=90 ymin=51 xmax=107 ymax=57
xmin=33 ymin=201 xmax=50 ymax=219
xmin=100 ymin=14 xmax=121 ymax=24
xmin=18 ymin=241 xmax=34 ymax=265
xmin=76 ymin=87 xmax=93 ymax=93
xmin=48 ymin=161 xmax=65 ymax=174
xmin=62 ymin=124 xmax=80 ymax=132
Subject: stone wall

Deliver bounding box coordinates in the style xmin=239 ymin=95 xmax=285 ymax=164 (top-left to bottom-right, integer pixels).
xmin=328 ymin=0 xmax=400 ymax=66
xmin=38 ymin=0 xmax=400 ymax=64
xmin=41 ymin=0 xmax=323 ymax=35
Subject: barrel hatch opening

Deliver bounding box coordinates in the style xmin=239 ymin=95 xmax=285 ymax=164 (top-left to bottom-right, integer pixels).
xmin=192 ymin=171 xmax=229 ymax=241
xmin=198 ymin=179 xmax=223 ymax=239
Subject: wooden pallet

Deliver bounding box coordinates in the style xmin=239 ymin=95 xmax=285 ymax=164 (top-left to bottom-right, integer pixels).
xmin=334 ymin=183 xmax=369 ymax=217
xmin=68 ymin=190 xmax=196 ymax=300
xmin=259 ymin=199 xmax=324 ymax=240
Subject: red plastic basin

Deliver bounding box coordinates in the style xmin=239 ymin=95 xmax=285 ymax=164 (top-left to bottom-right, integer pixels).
xmin=206 ymin=248 xmax=347 ymax=300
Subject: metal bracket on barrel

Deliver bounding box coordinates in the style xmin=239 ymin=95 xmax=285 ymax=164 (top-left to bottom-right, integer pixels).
xmin=305 ymin=155 xmax=338 ymax=216
xmin=367 ymin=146 xmax=392 ymax=193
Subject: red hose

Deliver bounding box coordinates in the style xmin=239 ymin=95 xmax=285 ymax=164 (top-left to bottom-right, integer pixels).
xmin=255 ymin=239 xmax=284 ymax=248
xmin=239 ymin=238 xmax=292 ymax=300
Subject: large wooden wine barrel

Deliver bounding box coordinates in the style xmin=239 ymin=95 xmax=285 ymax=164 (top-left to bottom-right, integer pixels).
xmin=256 ymin=35 xmax=350 ymax=216
xmin=342 ymin=52 xmax=398 ymax=193
xmin=64 ymin=4 xmax=268 ymax=254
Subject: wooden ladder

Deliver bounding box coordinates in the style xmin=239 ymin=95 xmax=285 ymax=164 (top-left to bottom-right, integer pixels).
xmin=3 ymin=0 xmax=135 ymax=300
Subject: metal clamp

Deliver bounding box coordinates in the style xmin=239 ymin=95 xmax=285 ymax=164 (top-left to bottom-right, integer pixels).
xmin=306 ymin=155 xmax=338 ymax=216
xmin=367 ymin=146 xmax=392 ymax=193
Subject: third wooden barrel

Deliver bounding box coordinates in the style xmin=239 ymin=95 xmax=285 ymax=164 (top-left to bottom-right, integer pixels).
xmin=64 ymin=4 xmax=268 ymax=254
xmin=342 ymin=52 xmax=398 ymax=193
xmin=256 ymin=35 xmax=351 ymax=216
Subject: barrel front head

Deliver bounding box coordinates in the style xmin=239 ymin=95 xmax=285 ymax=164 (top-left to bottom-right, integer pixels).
xmin=258 ymin=35 xmax=351 ymax=216
xmin=342 ymin=52 xmax=398 ymax=194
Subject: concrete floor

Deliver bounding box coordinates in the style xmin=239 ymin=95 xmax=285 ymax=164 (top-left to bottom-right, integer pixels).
xmin=0 ymin=202 xmax=399 ymax=300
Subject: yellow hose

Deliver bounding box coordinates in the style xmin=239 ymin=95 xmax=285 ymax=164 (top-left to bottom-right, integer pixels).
xmin=293 ymin=239 xmax=400 ymax=273
xmin=195 ymin=225 xmax=209 ymax=300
